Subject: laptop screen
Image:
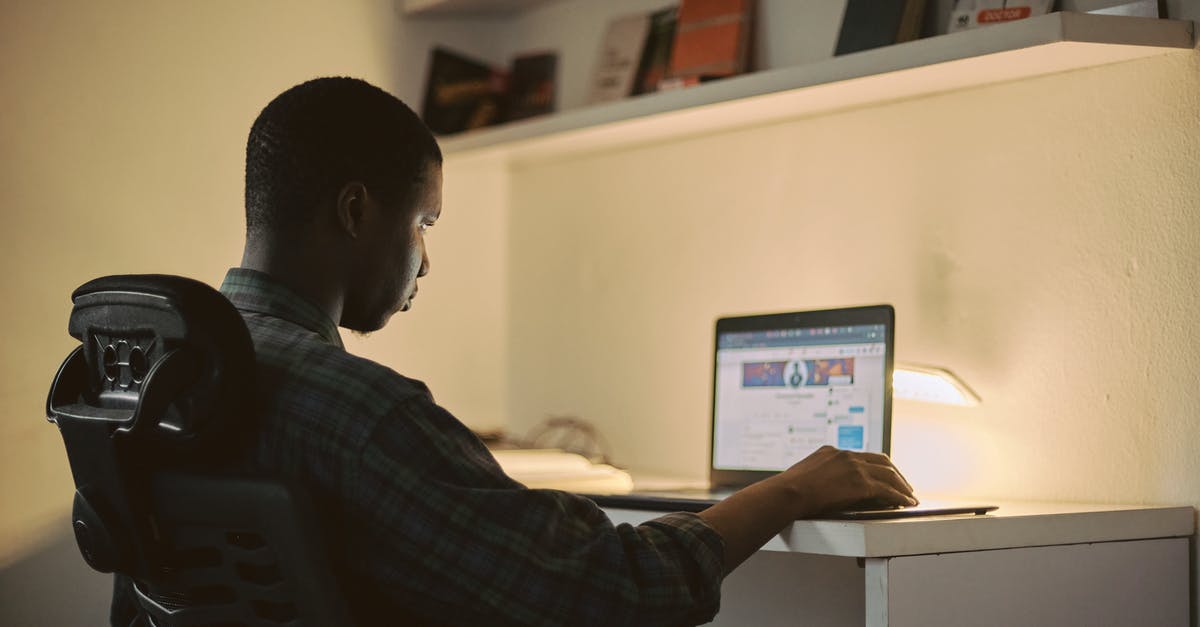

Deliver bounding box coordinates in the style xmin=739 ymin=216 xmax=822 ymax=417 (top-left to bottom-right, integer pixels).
xmin=710 ymin=307 xmax=894 ymax=480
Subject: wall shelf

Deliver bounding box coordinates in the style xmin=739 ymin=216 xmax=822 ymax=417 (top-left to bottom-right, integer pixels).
xmin=439 ymin=13 xmax=1194 ymax=163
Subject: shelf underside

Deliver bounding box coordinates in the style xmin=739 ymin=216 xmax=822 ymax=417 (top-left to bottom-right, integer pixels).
xmin=403 ymin=0 xmax=558 ymax=18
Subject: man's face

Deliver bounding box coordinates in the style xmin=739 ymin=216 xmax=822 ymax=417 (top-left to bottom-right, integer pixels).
xmin=342 ymin=162 xmax=442 ymax=333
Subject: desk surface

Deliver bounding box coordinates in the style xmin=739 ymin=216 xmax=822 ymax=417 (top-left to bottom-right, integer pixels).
xmin=603 ymin=501 xmax=1196 ymax=558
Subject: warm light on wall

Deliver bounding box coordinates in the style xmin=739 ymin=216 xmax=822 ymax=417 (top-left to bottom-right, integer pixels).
xmin=894 ymin=363 xmax=980 ymax=406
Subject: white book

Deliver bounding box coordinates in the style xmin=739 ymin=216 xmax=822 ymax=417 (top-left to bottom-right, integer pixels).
xmin=948 ymin=0 xmax=1055 ymax=32
xmin=587 ymin=12 xmax=652 ymax=105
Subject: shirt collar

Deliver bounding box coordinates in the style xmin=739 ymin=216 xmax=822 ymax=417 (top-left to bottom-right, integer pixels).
xmin=219 ymin=268 xmax=343 ymax=349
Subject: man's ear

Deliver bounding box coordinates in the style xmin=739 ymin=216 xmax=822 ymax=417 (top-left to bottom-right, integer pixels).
xmin=335 ymin=181 xmax=370 ymax=239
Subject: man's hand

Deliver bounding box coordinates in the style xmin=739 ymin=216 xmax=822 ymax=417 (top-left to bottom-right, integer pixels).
xmin=698 ymin=446 xmax=916 ymax=573
xmin=770 ymin=445 xmax=917 ymax=519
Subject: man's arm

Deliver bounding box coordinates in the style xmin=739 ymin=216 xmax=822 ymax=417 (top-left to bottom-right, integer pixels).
xmin=346 ymin=395 xmax=725 ymax=627
xmin=698 ymin=445 xmax=916 ymax=572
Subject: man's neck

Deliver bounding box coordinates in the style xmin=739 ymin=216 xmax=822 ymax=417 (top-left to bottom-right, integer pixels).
xmin=240 ymin=236 xmax=344 ymax=327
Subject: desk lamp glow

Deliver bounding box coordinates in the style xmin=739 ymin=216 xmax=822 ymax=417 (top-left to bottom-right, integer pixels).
xmin=893 ymin=363 xmax=980 ymax=406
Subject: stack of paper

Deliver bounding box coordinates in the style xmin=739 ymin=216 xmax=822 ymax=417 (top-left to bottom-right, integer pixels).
xmin=492 ymin=449 xmax=634 ymax=494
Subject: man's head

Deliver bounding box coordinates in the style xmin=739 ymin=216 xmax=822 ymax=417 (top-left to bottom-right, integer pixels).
xmin=244 ymin=77 xmax=443 ymax=333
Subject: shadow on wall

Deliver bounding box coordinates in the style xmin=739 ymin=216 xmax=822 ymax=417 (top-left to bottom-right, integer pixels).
xmin=0 ymin=519 xmax=111 ymax=625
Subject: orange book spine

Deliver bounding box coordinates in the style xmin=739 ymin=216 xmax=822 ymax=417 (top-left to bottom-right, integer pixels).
xmin=668 ymin=0 xmax=752 ymax=79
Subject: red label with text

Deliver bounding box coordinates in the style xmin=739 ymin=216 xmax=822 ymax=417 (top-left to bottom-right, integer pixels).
xmin=977 ymin=7 xmax=1032 ymax=23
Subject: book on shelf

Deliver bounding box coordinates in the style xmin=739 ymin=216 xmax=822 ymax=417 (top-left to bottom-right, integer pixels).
xmin=506 ymin=52 xmax=558 ymax=121
xmin=491 ymin=449 xmax=634 ymax=494
xmin=835 ymin=0 xmax=928 ymax=56
xmin=422 ymin=47 xmax=563 ymax=134
xmin=664 ymin=0 xmax=754 ymax=88
xmin=947 ymin=0 xmax=1054 ymax=33
xmin=588 ymin=12 xmax=653 ymax=104
xmin=421 ymin=47 xmax=507 ymax=135
xmin=631 ymin=6 xmax=680 ymax=96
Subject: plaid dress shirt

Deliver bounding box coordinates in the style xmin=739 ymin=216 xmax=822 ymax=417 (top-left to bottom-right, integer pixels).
xmin=217 ymin=268 xmax=725 ymax=626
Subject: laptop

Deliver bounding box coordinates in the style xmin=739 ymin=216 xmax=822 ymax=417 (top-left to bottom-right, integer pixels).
xmin=585 ymin=305 xmax=996 ymax=520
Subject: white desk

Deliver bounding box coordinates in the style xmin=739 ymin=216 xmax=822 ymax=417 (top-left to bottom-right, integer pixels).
xmin=604 ymin=502 xmax=1195 ymax=626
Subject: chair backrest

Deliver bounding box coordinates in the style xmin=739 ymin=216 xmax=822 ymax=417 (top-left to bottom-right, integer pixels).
xmin=46 ymin=274 xmax=349 ymax=626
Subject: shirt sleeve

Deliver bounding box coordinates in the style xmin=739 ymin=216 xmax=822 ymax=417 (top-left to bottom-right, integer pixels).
xmin=343 ymin=393 xmax=725 ymax=627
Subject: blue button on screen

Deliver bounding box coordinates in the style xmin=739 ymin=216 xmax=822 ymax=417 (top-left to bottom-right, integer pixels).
xmin=838 ymin=425 xmax=864 ymax=450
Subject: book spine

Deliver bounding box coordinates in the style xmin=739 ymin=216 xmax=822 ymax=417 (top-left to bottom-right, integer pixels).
xmin=897 ymin=0 xmax=928 ymax=43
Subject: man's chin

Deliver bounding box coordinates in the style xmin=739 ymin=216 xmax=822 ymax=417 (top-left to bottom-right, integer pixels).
xmin=343 ymin=300 xmax=411 ymax=335
xmin=343 ymin=314 xmax=391 ymax=336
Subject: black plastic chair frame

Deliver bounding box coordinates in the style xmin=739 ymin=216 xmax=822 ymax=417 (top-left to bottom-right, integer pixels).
xmin=46 ymin=275 xmax=349 ymax=627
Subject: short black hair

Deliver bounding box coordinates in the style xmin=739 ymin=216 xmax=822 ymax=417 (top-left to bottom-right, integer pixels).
xmin=244 ymin=77 xmax=442 ymax=238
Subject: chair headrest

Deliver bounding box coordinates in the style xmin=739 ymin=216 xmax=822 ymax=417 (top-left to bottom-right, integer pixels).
xmin=55 ymin=274 xmax=254 ymax=455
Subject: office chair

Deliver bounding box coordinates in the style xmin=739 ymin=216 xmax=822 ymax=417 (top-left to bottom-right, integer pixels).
xmin=46 ymin=275 xmax=349 ymax=626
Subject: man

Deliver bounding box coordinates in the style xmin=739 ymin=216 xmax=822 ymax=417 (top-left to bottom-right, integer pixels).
xmin=216 ymin=77 xmax=915 ymax=625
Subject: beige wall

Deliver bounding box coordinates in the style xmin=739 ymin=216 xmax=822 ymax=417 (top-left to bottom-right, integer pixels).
xmin=3 ymin=0 xmax=1198 ymax=610
xmin=0 ymin=0 xmax=510 ymax=565
xmin=506 ymin=48 xmax=1200 ymax=501
xmin=500 ymin=43 xmax=1200 ymax=608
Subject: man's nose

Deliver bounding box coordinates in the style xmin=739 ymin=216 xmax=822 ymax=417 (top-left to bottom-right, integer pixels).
xmin=417 ymin=247 xmax=430 ymax=277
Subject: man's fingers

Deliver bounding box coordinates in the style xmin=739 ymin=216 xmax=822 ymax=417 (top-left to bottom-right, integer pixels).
xmin=881 ymin=462 xmax=914 ymax=494
xmin=863 ymin=461 xmax=916 ymax=497
xmin=840 ymin=449 xmax=912 ymax=492
xmin=873 ymin=484 xmax=919 ymax=508
xmin=856 ymin=451 xmax=893 ymax=466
